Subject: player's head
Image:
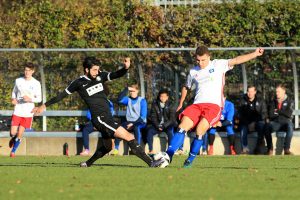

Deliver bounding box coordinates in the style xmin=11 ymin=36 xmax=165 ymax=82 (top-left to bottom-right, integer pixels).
xmin=83 ymin=57 xmax=101 ymax=80
xmin=128 ymin=84 xmax=139 ymax=98
xmin=24 ymin=62 xmax=35 ymax=79
xmin=276 ymin=84 xmax=286 ymax=100
xmin=195 ymin=46 xmax=210 ymax=69
xmin=158 ymin=88 xmax=169 ymax=103
xmin=247 ymin=85 xmax=257 ymax=100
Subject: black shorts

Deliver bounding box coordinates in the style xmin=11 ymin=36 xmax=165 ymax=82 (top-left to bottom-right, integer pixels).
xmin=91 ymin=112 xmax=119 ymax=139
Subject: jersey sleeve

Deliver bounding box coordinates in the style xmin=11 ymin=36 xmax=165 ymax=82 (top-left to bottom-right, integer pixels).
xmin=32 ymin=81 xmax=42 ymax=103
xmin=185 ymin=71 xmax=193 ymax=89
xmin=65 ymin=79 xmax=81 ymax=94
xmin=215 ymin=59 xmax=233 ymax=73
xmin=11 ymin=80 xmax=18 ymax=99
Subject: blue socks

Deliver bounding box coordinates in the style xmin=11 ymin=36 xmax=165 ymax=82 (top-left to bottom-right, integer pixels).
xmin=12 ymin=138 xmax=21 ymax=153
xmin=186 ymin=136 xmax=203 ymax=164
xmin=166 ymin=128 xmax=186 ymax=160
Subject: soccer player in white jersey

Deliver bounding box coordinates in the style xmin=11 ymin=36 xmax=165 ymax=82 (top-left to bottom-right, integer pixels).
xmin=9 ymin=63 xmax=42 ymax=157
xmin=165 ymin=46 xmax=264 ymax=168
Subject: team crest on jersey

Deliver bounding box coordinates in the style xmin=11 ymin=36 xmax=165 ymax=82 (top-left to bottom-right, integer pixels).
xmin=209 ymin=69 xmax=214 ymax=73
xmin=86 ymin=83 xmax=103 ymax=96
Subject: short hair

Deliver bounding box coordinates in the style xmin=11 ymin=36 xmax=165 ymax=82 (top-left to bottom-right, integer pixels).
xmin=24 ymin=62 xmax=35 ymax=70
xmin=158 ymin=88 xmax=169 ymax=97
xmin=130 ymin=84 xmax=139 ymax=90
xmin=195 ymin=46 xmax=210 ymax=56
xmin=247 ymin=85 xmax=256 ymax=91
xmin=276 ymin=83 xmax=286 ymax=91
xmin=83 ymin=57 xmax=101 ymax=72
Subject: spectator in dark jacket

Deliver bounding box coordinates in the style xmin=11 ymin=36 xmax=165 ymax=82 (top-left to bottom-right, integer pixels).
xmin=265 ymin=84 xmax=294 ymax=155
xmin=238 ymin=85 xmax=267 ymax=154
xmin=146 ymin=89 xmax=177 ymax=155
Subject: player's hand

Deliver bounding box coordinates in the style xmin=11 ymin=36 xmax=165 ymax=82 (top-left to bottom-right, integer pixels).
xmin=127 ymin=123 xmax=133 ymax=130
xmin=31 ymin=104 xmax=46 ymax=116
xmin=23 ymin=95 xmax=32 ymax=102
xmin=255 ymin=48 xmax=264 ymax=57
xmin=11 ymin=99 xmax=18 ymax=105
xmin=176 ymin=103 xmax=183 ymax=112
xmin=124 ymin=57 xmax=130 ymax=69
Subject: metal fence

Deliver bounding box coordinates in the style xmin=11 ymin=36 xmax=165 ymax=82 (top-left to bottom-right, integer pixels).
xmin=0 ymin=47 xmax=299 ymax=130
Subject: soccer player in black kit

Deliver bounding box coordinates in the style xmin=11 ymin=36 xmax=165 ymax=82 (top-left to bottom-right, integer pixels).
xmin=32 ymin=57 xmax=163 ymax=168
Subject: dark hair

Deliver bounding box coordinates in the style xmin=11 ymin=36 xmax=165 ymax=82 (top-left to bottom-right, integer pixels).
xmin=158 ymin=88 xmax=169 ymax=97
xmin=24 ymin=62 xmax=36 ymax=70
xmin=276 ymin=83 xmax=286 ymax=91
xmin=83 ymin=57 xmax=101 ymax=72
xmin=247 ymin=85 xmax=256 ymax=91
xmin=195 ymin=45 xmax=210 ymax=56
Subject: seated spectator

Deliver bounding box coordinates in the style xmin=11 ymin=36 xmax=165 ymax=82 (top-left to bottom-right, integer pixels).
xmin=265 ymin=84 xmax=294 ymax=155
xmin=238 ymin=85 xmax=267 ymax=154
xmin=207 ymin=98 xmax=236 ymax=155
xmin=80 ymin=100 xmax=115 ymax=156
xmin=146 ymin=89 xmax=177 ymax=155
xmin=112 ymin=84 xmax=147 ymax=155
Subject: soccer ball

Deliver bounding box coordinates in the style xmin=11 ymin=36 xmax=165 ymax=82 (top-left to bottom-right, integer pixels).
xmin=153 ymin=152 xmax=170 ymax=168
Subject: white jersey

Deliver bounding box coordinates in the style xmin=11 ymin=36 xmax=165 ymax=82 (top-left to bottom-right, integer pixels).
xmin=12 ymin=77 xmax=42 ymax=117
xmin=185 ymin=59 xmax=232 ymax=107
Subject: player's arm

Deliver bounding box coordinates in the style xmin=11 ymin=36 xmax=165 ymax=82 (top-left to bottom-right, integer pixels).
xmin=11 ymin=83 xmax=18 ymax=105
xmin=25 ymin=81 xmax=42 ymax=103
xmin=32 ymin=79 xmax=79 ymax=115
xmin=176 ymin=86 xmax=188 ymax=112
xmin=105 ymin=57 xmax=130 ymax=81
xmin=228 ymin=48 xmax=264 ymax=67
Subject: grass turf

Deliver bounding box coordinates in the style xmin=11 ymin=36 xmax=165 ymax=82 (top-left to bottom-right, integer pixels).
xmin=0 ymin=155 xmax=299 ymax=200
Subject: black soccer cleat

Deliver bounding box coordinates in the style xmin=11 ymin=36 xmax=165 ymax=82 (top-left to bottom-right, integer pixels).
xmin=150 ymin=157 xmax=165 ymax=168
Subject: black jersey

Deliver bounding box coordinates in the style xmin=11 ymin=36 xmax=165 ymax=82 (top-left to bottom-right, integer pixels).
xmin=45 ymin=67 xmax=128 ymax=119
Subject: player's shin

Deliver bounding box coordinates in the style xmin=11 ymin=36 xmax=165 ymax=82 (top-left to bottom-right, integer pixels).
xmin=166 ymin=128 xmax=186 ymax=160
xmin=11 ymin=138 xmax=21 ymax=153
xmin=186 ymin=135 xmax=203 ymax=163
xmin=128 ymin=139 xmax=152 ymax=167
xmin=85 ymin=146 xmax=111 ymax=167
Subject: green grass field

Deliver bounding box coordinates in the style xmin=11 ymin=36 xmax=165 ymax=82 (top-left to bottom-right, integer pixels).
xmin=1 ymin=155 xmax=299 ymax=200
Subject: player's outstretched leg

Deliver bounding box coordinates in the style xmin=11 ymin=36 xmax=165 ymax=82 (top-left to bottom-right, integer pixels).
xmin=80 ymin=139 xmax=112 ymax=167
xmin=166 ymin=128 xmax=186 ymax=161
xmin=183 ymin=135 xmax=203 ymax=168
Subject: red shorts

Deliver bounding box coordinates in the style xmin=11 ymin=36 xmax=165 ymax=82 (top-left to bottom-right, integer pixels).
xmin=179 ymin=103 xmax=221 ymax=129
xmin=11 ymin=115 xmax=33 ymax=129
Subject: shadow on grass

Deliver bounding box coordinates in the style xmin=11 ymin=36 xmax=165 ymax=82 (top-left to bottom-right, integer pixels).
xmin=0 ymin=162 xmax=146 ymax=168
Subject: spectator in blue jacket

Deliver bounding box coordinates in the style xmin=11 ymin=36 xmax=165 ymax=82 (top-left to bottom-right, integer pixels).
xmin=80 ymin=100 xmax=115 ymax=156
xmin=207 ymin=98 xmax=236 ymax=155
xmin=112 ymin=84 xmax=147 ymax=155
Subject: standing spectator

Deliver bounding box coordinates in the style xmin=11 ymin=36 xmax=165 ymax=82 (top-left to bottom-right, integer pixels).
xmin=207 ymin=98 xmax=236 ymax=155
xmin=80 ymin=99 xmax=115 ymax=156
xmin=9 ymin=63 xmax=42 ymax=157
xmin=146 ymin=89 xmax=177 ymax=155
xmin=238 ymin=85 xmax=267 ymax=154
xmin=265 ymin=84 xmax=294 ymax=155
xmin=112 ymin=84 xmax=147 ymax=155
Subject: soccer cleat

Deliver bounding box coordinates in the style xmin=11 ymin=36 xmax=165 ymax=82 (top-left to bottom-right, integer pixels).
xmin=80 ymin=162 xmax=89 ymax=167
xmin=150 ymin=157 xmax=165 ymax=168
xmin=266 ymin=149 xmax=273 ymax=156
xmin=10 ymin=152 xmax=15 ymax=158
xmin=201 ymin=150 xmax=207 ymax=155
xmin=80 ymin=149 xmax=90 ymax=156
xmin=111 ymin=149 xmax=119 ymax=156
xmin=9 ymin=136 xmax=16 ymax=148
xmin=183 ymin=160 xmax=192 ymax=168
